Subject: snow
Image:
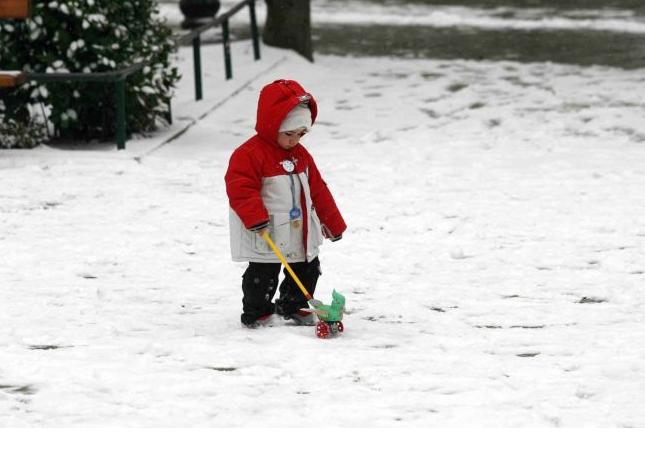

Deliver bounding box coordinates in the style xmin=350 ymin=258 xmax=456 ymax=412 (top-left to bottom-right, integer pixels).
xmin=159 ymin=1 xmax=645 ymax=34
xmin=2 ymin=32 xmax=645 ymax=427
xmin=312 ymin=4 xmax=645 ymax=33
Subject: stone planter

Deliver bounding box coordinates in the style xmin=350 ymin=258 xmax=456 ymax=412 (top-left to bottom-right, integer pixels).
xmin=179 ymin=0 xmax=221 ymax=28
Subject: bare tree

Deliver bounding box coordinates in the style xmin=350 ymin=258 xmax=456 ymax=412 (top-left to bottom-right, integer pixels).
xmin=263 ymin=0 xmax=313 ymax=62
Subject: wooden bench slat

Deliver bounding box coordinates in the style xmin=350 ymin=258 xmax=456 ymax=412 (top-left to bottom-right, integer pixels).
xmin=0 ymin=0 xmax=31 ymax=20
xmin=0 ymin=71 xmax=27 ymax=88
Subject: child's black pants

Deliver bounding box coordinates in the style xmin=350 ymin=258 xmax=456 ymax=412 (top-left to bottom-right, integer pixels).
xmin=241 ymin=257 xmax=320 ymax=325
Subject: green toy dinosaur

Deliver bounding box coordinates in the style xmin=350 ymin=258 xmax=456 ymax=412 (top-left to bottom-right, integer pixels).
xmin=314 ymin=289 xmax=346 ymax=322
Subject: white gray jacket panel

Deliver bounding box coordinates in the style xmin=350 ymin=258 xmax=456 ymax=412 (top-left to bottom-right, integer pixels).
xmin=229 ymin=171 xmax=323 ymax=263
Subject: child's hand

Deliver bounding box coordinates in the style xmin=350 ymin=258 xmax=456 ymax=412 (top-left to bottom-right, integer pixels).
xmin=249 ymin=220 xmax=269 ymax=234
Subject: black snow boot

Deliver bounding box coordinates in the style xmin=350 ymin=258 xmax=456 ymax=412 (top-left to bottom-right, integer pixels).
xmin=275 ymin=257 xmax=320 ymax=325
xmin=240 ymin=262 xmax=281 ymax=327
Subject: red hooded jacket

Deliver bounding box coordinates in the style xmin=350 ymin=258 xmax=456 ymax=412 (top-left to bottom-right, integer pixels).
xmin=225 ymin=79 xmax=346 ymax=262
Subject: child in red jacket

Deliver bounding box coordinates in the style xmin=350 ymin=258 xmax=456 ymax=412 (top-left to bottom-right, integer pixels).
xmin=225 ymin=79 xmax=346 ymax=328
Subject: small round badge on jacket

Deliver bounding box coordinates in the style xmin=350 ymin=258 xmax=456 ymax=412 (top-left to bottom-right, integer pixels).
xmin=281 ymin=160 xmax=295 ymax=173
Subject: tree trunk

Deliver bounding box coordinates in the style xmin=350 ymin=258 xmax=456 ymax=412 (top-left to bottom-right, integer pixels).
xmin=263 ymin=0 xmax=313 ymax=62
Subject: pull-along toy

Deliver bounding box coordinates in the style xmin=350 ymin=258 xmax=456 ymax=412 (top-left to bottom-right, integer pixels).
xmin=261 ymin=231 xmax=346 ymax=338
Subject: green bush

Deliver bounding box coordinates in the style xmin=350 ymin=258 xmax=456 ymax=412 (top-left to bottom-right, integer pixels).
xmin=0 ymin=0 xmax=180 ymax=146
xmin=0 ymin=117 xmax=48 ymax=149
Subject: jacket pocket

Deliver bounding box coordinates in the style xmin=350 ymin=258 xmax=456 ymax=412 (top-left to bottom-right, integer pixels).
xmin=310 ymin=209 xmax=324 ymax=247
xmin=253 ymin=213 xmax=291 ymax=254
xmin=272 ymin=213 xmax=292 ymax=251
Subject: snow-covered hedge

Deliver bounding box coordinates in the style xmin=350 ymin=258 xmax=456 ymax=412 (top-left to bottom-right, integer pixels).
xmin=0 ymin=117 xmax=48 ymax=149
xmin=0 ymin=0 xmax=180 ymax=147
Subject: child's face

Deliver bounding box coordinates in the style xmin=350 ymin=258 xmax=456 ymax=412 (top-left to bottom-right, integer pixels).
xmin=277 ymin=128 xmax=308 ymax=150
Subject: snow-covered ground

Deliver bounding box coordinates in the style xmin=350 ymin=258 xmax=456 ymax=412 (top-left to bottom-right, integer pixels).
xmin=2 ymin=34 xmax=645 ymax=425
xmin=159 ymin=0 xmax=645 ymax=33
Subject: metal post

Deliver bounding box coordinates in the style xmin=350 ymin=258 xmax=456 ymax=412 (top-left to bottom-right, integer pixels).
xmin=166 ymin=97 xmax=173 ymax=125
xmin=249 ymin=0 xmax=261 ymax=61
xmin=115 ymin=77 xmax=126 ymax=150
xmin=193 ymin=35 xmax=203 ymax=100
xmin=222 ymin=18 xmax=232 ymax=80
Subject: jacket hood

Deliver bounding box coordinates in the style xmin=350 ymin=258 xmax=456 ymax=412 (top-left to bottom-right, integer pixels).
xmin=255 ymin=79 xmax=318 ymax=147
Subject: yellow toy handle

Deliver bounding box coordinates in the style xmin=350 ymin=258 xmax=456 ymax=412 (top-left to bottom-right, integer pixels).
xmin=261 ymin=230 xmax=313 ymax=301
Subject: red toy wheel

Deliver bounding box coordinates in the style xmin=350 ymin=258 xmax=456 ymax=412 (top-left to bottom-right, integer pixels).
xmin=316 ymin=321 xmax=330 ymax=339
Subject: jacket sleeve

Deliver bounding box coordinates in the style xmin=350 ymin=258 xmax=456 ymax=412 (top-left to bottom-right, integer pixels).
xmin=306 ymin=154 xmax=347 ymax=238
xmin=224 ymin=148 xmax=269 ymax=230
